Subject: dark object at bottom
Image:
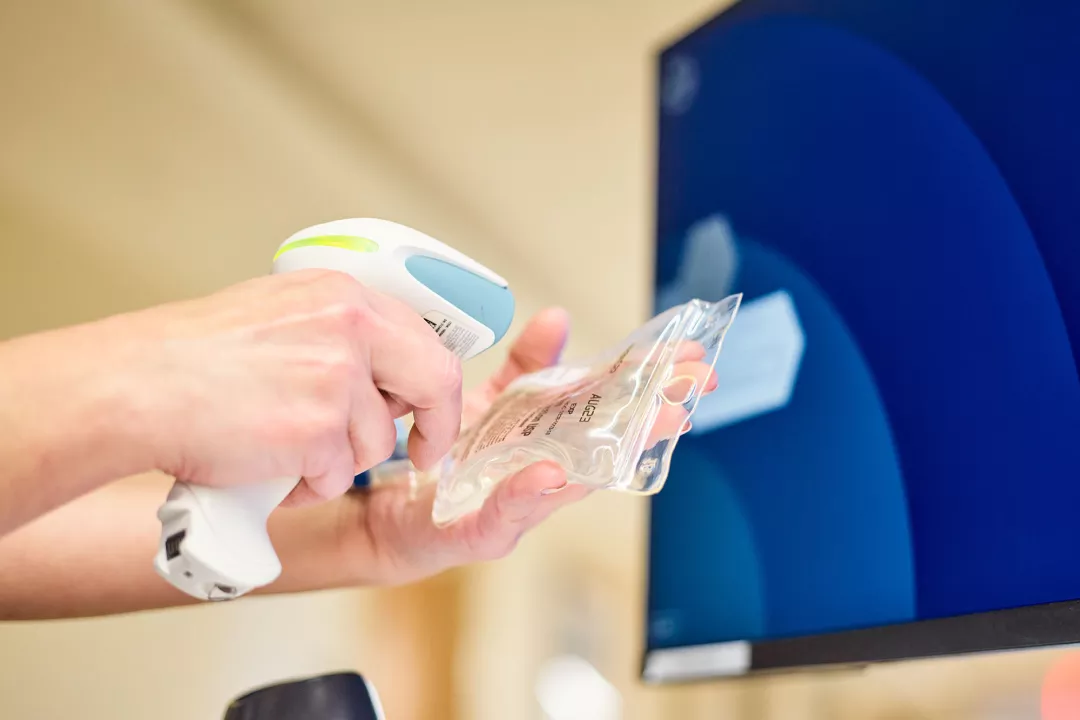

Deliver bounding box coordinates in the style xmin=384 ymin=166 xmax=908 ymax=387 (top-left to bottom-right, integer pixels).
xmin=224 ymin=672 xmax=385 ymax=720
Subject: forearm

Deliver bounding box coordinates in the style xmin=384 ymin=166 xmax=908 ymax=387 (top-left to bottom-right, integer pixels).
xmin=0 ymin=476 xmax=372 ymax=620
xmin=0 ymin=318 xmax=153 ymax=536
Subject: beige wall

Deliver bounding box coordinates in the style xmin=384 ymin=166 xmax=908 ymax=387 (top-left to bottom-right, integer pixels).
xmin=0 ymin=2 xmax=1073 ymax=719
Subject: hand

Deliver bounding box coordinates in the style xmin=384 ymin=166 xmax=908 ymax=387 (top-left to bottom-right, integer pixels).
xmin=340 ymin=309 xmax=718 ymax=586
xmin=125 ymin=269 xmax=465 ymax=505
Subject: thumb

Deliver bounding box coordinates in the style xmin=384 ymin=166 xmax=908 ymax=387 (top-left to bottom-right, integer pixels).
xmin=456 ymin=461 xmax=585 ymax=562
xmin=486 ymin=308 xmax=570 ymax=393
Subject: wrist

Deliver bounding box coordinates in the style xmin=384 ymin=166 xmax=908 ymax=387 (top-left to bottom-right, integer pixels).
xmin=261 ymin=494 xmax=377 ymax=593
xmin=343 ymin=487 xmax=451 ymax=587
xmin=72 ymin=315 xmax=160 ymax=481
xmin=303 ymin=489 xmax=422 ymax=589
xmin=330 ymin=491 xmax=388 ymax=586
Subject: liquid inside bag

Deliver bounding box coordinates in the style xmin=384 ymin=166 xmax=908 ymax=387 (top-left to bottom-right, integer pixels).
xmin=421 ymin=296 xmax=742 ymax=526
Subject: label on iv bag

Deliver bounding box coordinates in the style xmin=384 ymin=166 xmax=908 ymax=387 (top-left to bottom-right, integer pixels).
xmin=423 ymin=311 xmax=480 ymax=358
xmin=455 ymin=382 xmax=607 ymax=460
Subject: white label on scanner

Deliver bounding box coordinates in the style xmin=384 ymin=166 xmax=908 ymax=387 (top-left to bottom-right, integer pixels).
xmin=423 ymin=311 xmax=480 ymax=358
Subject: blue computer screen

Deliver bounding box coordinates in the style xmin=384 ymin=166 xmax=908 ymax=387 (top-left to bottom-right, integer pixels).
xmin=648 ymin=0 xmax=1080 ymax=649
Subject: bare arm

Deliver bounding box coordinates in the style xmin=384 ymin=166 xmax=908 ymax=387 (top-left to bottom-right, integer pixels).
xmin=0 ymin=269 xmax=464 ymax=539
xmin=0 ymin=318 xmax=153 ymax=536
xmin=0 ymin=475 xmax=371 ymax=620
xmin=0 ymin=306 xmax=599 ymax=621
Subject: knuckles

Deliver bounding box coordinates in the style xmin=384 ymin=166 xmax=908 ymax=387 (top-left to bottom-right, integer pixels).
xmin=351 ymin=415 xmax=398 ymax=468
xmin=317 ymin=348 xmax=359 ymax=394
xmin=262 ymin=403 xmax=344 ymax=467
xmin=370 ymin=423 xmax=398 ymax=465
xmin=300 ymin=406 xmax=345 ymax=446
xmin=332 ymin=301 xmax=377 ymax=336
xmin=287 ymin=270 xmax=464 ymax=402
xmin=476 ymin=531 xmax=524 ymax=563
xmin=299 ymin=267 xmax=364 ymax=294
xmin=296 ymin=269 xmax=373 ymax=316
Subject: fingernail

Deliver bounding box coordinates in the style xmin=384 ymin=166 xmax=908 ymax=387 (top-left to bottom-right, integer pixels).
xmin=540 ymin=480 xmax=569 ymax=496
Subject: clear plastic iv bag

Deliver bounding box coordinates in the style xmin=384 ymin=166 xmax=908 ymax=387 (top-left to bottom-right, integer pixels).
xmin=423 ymin=296 xmax=742 ymax=526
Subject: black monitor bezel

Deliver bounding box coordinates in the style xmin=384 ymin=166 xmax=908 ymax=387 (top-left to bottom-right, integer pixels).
xmin=641 ymin=548 xmax=1080 ymax=683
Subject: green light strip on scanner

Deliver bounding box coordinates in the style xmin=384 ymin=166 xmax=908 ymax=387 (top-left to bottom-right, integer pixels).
xmin=273 ymin=235 xmax=379 ymax=261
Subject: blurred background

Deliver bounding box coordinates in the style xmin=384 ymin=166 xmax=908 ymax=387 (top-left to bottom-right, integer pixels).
xmin=0 ymin=1 xmax=1075 ymax=719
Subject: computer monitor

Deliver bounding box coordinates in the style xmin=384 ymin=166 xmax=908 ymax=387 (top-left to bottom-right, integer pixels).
xmin=645 ymin=0 xmax=1080 ymax=682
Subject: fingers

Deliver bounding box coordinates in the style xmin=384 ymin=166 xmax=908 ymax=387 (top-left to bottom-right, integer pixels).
xmin=359 ymin=295 xmax=463 ymax=470
xmin=485 ymin=308 xmax=570 ymax=393
xmin=349 ymin=376 xmax=399 ymax=474
xmin=461 ymin=461 xmax=588 ymax=560
xmin=645 ymin=360 xmax=718 ymax=448
xmin=674 ymin=340 xmax=707 ymax=363
xmin=485 ymin=461 xmax=569 ymax=524
xmin=381 ymin=391 xmax=411 ymax=419
xmin=285 ymin=447 xmax=356 ymax=507
xmin=609 ymin=340 xmax=705 ymax=379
